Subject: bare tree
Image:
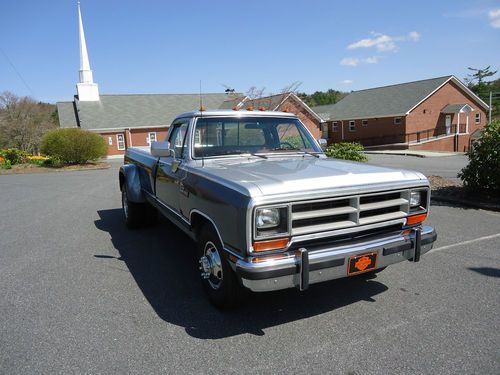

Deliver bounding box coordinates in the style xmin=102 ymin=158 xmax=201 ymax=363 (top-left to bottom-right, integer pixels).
xmin=0 ymin=91 xmax=58 ymax=153
xmin=280 ymin=81 xmax=302 ymax=95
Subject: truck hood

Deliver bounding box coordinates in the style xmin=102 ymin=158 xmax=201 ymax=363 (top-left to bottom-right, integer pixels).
xmin=197 ymin=156 xmax=426 ymax=197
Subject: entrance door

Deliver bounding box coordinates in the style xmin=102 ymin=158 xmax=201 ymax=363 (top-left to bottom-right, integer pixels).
xmin=445 ymin=115 xmax=451 ymax=135
xmin=155 ymin=119 xmax=189 ymax=215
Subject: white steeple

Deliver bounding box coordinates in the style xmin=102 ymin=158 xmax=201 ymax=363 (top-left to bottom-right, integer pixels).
xmin=76 ymin=0 xmax=99 ymax=101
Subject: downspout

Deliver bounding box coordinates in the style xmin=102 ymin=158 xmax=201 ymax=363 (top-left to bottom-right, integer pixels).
xmin=127 ymin=128 xmax=133 ymax=148
xmin=341 ymin=121 xmax=344 ymax=141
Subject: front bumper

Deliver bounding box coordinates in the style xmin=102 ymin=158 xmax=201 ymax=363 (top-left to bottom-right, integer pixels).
xmin=235 ymin=226 xmax=437 ymax=292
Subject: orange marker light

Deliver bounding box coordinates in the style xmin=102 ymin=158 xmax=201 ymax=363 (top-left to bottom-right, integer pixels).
xmin=407 ymin=213 xmax=428 ymax=225
xmin=253 ymin=238 xmax=289 ymax=252
xmin=258 ymin=107 xmax=266 ymax=111
xmin=246 ymin=106 xmax=254 ymax=111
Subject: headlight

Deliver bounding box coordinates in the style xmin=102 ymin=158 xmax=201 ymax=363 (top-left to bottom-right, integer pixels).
xmin=410 ymin=191 xmax=422 ymax=207
xmin=256 ymin=208 xmax=280 ymax=229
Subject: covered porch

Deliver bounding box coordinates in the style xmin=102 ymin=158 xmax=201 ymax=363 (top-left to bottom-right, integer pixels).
xmin=441 ymin=103 xmax=473 ymax=135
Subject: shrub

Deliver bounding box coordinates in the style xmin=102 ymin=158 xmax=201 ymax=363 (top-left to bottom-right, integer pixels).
xmin=324 ymin=142 xmax=368 ymax=162
xmin=26 ymin=155 xmax=49 ymax=166
xmin=41 ymin=157 xmax=63 ymax=167
xmin=0 ymin=157 xmax=12 ymax=169
xmin=458 ymin=120 xmax=500 ymax=192
xmin=0 ymin=148 xmax=29 ymax=164
xmin=41 ymin=128 xmax=107 ymax=164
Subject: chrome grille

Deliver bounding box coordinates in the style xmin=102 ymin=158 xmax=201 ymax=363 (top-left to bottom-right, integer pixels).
xmin=291 ymin=190 xmax=410 ymax=236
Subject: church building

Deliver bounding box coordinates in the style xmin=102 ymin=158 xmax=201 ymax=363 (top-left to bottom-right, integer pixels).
xmin=56 ymin=2 xmax=237 ymax=156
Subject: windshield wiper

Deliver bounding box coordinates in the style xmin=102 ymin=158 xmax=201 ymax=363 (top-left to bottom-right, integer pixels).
xmin=271 ymin=147 xmax=321 ymax=158
xmin=222 ymin=151 xmax=268 ymax=159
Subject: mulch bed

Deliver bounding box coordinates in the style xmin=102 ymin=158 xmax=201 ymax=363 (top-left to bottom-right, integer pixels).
xmin=0 ymin=162 xmax=110 ymax=175
xmin=428 ymin=175 xmax=500 ymax=211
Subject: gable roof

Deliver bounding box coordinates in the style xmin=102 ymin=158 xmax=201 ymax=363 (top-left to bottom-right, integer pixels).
xmin=311 ymin=75 xmax=489 ymax=121
xmin=56 ymin=101 xmax=79 ymax=128
xmin=59 ymin=93 xmax=234 ymax=131
xmin=244 ymin=93 xmax=289 ymax=110
xmin=243 ymin=93 xmax=324 ymax=122
xmin=218 ymin=96 xmax=248 ymax=109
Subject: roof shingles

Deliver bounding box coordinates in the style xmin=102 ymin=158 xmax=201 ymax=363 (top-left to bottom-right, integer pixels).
xmin=311 ymin=76 xmax=452 ymax=121
xmin=61 ymin=93 xmax=234 ymax=131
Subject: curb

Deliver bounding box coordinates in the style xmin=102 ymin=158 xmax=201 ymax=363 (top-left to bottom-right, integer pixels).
xmin=0 ymin=164 xmax=111 ymax=176
xmin=431 ymin=195 xmax=500 ymax=212
xmin=364 ymin=151 xmax=427 ymax=158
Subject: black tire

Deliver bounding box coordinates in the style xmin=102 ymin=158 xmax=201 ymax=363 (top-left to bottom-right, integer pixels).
xmin=121 ymin=185 xmax=157 ymax=229
xmin=197 ymin=224 xmax=240 ymax=309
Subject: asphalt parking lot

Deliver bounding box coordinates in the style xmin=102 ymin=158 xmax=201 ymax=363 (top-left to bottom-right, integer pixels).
xmin=1 ymin=157 xmax=499 ymax=374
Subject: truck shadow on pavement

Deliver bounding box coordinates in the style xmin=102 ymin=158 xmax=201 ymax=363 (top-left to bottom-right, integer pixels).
xmin=94 ymin=208 xmax=388 ymax=339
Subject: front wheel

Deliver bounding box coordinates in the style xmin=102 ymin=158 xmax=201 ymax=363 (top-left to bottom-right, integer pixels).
xmin=197 ymin=225 xmax=240 ymax=309
xmin=121 ymin=186 xmax=157 ymax=229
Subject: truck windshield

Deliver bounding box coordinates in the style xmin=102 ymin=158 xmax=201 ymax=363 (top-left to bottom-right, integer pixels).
xmin=193 ymin=117 xmax=321 ymax=158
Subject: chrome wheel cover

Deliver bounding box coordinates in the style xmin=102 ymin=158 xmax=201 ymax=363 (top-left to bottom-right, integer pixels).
xmin=199 ymin=241 xmax=223 ymax=290
xmin=122 ymin=189 xmax=129 ymax=219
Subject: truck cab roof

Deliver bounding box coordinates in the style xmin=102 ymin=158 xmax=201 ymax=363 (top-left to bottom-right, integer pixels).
xmin=174 ymin=109 xmax=298 ymax=119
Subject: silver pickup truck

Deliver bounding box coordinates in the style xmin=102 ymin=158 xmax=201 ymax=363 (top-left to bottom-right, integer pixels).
xmin=119 ymin=109 xmax=437 ymax=308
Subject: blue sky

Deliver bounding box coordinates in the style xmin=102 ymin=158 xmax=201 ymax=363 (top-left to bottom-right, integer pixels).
xmin=1 ymin=0 xmax=499 ymax=103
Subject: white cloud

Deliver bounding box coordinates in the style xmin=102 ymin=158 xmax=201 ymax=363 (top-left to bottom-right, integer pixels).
xmin=341 ymin=79 xmax=353 ymax=84
xmin=364 ymin=56 xmax=379 ymax=64
xmin=340 ymin=57 xmax=360 ymax=66
xmin=347 ymin=31 xmax=420 ymax=52
xmin=340 ymin=56 xmax=379 ymax=67
xmin=348 ymin=32 xmax=396 ymax=52
xmin=489 ymin=9 xmax=500 ymax=28
xmin=408 ymin=31 xmax=421 ymax=41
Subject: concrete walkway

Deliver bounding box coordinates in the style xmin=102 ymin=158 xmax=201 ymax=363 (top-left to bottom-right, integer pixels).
xmin=364 ymin=150 xmax=464 ymax=158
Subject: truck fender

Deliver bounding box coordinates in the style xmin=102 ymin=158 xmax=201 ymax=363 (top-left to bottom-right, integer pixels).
xmin=119 ymin=164 xmax=145 ymax=203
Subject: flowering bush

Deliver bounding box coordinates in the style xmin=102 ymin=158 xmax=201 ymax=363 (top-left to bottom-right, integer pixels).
xmin=0 ymin=156 xmax=12 ymax=169
xmin=0 ymin=148 xmax=29 ymax=165
xmin=26 ymin=155 xmax=49 ymax=166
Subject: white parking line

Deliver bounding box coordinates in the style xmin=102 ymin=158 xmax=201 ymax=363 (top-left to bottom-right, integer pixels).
xmin=428 ymin=232 xmax=500 ymax=253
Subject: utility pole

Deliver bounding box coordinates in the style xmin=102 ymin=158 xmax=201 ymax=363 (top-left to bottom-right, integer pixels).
xmin=490 ymin=91 xmax=492 ymax=124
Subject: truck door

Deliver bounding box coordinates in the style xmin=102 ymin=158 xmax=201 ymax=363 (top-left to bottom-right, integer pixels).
xmin=155 ymin=119 xmax=189 ymax=216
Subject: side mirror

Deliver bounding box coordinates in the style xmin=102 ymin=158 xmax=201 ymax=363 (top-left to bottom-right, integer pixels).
xmin=151 ymin=141 xmax=174 ymax=158
xmin=317 ymin=138 xmax=328 ymax=149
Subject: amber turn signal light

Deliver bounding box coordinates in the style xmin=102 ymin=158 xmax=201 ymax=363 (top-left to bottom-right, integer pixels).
xmin=407 ymin=213 xmax=428 ymax=225
xmin=253 ymin=238 xmax=289 ymax=252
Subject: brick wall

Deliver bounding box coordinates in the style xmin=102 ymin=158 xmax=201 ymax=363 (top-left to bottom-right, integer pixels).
xmin=327 ymin=116 xmax=407 ymax=146
xmin=277 ymin=95 xmax=322 ymax=139
xmin=406 ymin=80 xmax=487 ymax=150
xmin=98 ymin=127 xmax=169 ymax=156
xmin=408 ymin=133 xmax=470 ymax=152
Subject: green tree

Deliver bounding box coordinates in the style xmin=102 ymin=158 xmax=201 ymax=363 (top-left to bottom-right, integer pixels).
xmin=458 ymin=120 xmax=500 ymax=192
xmin=466 ymin=66 xmax=497 ymax=86
xmin=464 ymin=66 xmax=500 ymax=121
xmin=297 ymin=89 xmax=348 ymax=107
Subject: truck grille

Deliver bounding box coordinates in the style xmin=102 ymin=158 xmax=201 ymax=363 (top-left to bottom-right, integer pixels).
xmin=291 ymin=190 xmax=410 ymax=236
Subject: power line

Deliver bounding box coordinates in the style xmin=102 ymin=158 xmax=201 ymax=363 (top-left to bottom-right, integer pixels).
xmin=0 ymin=47 xmax=36 ymax=97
